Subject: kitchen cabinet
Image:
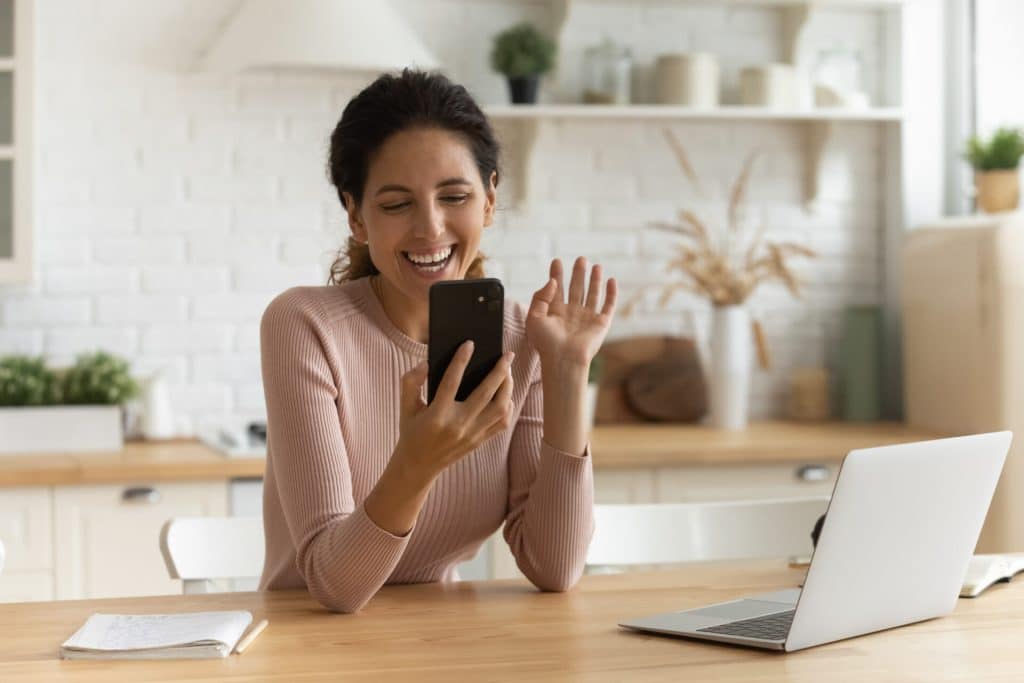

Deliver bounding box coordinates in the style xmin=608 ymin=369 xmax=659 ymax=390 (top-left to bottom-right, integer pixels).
xmin=0 ymin=487 xmax=52 ymax=601
xmin=0 ymin=0 xmax=32 ymax=284
xmin=487 ymin=460 xmax=838 ymax=580
xmin=53 ymin=482 xmax=227 ymax=600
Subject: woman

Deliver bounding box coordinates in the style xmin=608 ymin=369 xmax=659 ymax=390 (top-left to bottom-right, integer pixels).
xmin=259 ymin=70 xmax=617 ymax=613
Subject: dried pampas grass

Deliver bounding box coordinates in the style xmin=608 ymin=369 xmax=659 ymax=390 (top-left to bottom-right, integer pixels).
xmin=624 ymin=128 xmax=817 ymax=314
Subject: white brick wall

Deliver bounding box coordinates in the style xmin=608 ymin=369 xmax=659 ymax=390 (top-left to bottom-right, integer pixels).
xmin=0 ymin=0 xmax=887 ymax=431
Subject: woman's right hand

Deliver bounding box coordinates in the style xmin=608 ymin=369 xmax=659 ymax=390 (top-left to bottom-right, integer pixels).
xmin=395 ymin=341 xmax=515 ymax=480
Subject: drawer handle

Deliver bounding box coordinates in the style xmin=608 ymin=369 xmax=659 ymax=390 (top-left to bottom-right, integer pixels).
xmin=122 ymin=486 xmax=161 ymax=504
xmin=796 ymin=465 xmax=830 ymax=482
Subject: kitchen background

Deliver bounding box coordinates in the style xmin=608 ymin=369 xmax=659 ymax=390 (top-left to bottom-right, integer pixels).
xmin=8 ymin=0 xmax=897 ymax=434
xmin=3 ymin=0 xmax=1024 ymax=600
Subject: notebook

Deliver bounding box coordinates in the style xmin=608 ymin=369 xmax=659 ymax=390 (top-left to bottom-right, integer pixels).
xmin=61 ymin=611 xmax=253 ymax=660
xmin=960 ymin=553 xmax=1024 ymax=598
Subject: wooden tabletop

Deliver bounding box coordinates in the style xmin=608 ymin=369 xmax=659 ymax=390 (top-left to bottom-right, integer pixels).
xmin=0 ymin=421 xmax=944 ymax=487
xmin=0 ymin=560 xmax=1019 ymax=682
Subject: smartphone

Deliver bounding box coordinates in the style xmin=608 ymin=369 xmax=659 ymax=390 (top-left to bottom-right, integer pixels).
xmin=428 ymin=278 xmax=504 ymax=403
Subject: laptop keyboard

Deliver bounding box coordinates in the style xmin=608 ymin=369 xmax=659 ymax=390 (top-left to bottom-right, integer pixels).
xmin=696 ymin=609 xmax=795 ymax=641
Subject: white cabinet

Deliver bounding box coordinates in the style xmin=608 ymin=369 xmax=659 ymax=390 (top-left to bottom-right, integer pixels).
xmin=0 ymin=487 xmax=52 ymax=600
xmin=487 ymin=461 xmax=837 ymax=580
xmin=53 ymin=482 xmax=228 ymax=600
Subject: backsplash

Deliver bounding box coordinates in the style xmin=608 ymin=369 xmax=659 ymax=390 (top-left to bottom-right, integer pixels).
xmin=0 ymin=0 xmax=884 ymax=433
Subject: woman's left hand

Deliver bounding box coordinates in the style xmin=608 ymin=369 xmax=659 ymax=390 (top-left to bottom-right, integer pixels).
xmin=526 ymin=257 xmax=617 ymax=369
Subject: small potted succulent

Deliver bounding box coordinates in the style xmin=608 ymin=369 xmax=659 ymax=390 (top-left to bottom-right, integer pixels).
xmin=965 ymin=127 xmax=1024 ymax=213
xmin=490 ymin=22 xmax=557 ymax=105
xmin=0 ymin=351 xmax=139 ymax=454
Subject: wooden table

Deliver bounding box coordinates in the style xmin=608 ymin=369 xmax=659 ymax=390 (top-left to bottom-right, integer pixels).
xmin=1 ymin=560 xmax=1019 ymax=682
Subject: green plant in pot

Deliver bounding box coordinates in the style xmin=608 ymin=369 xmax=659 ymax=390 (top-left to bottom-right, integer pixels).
xmin=490 ymin=22 xmax=556 ymax=104
xmin=964 ymin=127 xmax=1024 ymax=213
xmin=0 ymin=355 xmax=61 ymax=406
xmin=60 ymin=351 xmax=139 ymax=405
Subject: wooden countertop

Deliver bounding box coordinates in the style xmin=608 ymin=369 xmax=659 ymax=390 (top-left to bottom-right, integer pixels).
xmin=589 ymin=420 xmax=945 ymax=468
xmin=0 ymin=421 xmax=944 ymax=487
xmin=2 ymin=560 xmax=1021 ymax=681
xmin=0 ymin=440 xmax=265 ymax=487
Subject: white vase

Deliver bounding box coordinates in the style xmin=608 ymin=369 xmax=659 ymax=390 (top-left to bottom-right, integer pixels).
xmin=140 ymin=369 xmax=176 ymax=440
xmin=709 ymin=305 xmax=752 ymax=430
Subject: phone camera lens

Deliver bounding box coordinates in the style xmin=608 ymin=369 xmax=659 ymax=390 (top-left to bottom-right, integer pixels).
xmin=477 ymin=295 xmax=485 ymax=303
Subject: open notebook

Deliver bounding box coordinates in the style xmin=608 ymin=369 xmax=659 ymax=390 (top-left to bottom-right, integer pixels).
xmin=960 ymin=553 xmax=1024 ymax=598
xmin=61 ymin=611 xmax=253 ymax=660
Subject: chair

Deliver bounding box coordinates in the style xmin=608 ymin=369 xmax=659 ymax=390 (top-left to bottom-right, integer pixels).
xmin=159 ymin=516 xmax=264 ymax=594
xmin=0 ymin=538 xmax=5 ymax=577
xmin=586 ymin=497 xmax=829 ymax=571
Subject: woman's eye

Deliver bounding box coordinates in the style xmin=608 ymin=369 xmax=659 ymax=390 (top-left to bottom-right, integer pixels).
xmin=381 ymin=202 xmax=409 ymax=212
xmin=441 ymin=195 xmax=469 ymax=204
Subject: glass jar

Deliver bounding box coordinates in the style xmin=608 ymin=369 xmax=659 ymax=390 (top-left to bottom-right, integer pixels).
xmin=582 ymin=37 xmax=632 ymax=105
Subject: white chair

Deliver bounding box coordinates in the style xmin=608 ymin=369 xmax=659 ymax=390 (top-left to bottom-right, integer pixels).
xmin=159 ymin=516 xmax=264 ymax=594
xmin=586 ymin=497 xmax=829 ymax=571
xmin=0 ymin=538 xmax=5 ymax=577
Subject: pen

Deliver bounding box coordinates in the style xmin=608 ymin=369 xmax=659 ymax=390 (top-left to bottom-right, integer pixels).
xmin=234 ymin=619 xmax=268 ymax=655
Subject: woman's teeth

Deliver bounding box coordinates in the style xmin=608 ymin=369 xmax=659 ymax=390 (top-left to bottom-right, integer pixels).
xmin=404 ymin=246 xmax=454 ymax=272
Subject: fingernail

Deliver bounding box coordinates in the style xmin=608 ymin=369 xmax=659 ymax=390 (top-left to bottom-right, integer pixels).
xmin=505 ymin=351 xmax=516 ymax=363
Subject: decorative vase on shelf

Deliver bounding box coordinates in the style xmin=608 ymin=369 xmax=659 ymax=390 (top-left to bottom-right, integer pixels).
xmin=708 ymin=305 xmax=752 ymax=431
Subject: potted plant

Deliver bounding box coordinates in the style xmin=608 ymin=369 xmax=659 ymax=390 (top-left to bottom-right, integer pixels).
xmin=965 ymin=127 xmax=1024 ymax=213
xmin=490 ymin=22 xmax=556 ymax=105
xmin=0 ymin=351 xmax=139 ymax=454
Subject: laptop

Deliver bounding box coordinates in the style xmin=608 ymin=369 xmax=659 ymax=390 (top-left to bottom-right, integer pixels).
xmin=619 ymin=431 xmax=1012 ymax=652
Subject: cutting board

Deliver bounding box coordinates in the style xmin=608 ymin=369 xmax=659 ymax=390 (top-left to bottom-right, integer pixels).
xmin=595 ymin=335 xmax=708 ymax=423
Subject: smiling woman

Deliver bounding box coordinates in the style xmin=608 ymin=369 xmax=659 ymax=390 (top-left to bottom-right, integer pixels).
xmin=258 ymin=69 xmax=617 ymax=613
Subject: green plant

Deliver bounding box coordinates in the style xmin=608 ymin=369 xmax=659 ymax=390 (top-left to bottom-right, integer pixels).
xmin=60 ymin=351 xmax=139 ymax=405
xmin=490 ymin=22 xmax=556 ymax=78
xmin=588 ymin=354 xmax=604 ymax=385
xmin=0 ymin=355 xmax=60 ymax=406
xmin=964 ymin=127 xmax=1024 ymax=171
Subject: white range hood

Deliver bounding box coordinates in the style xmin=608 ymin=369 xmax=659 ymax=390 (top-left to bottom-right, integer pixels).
xmin=200 ymin=0 xmax=440 ymax=73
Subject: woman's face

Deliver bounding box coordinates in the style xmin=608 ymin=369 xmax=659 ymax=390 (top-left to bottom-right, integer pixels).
xmin=344 ymin=127 xmax=496 ymax=304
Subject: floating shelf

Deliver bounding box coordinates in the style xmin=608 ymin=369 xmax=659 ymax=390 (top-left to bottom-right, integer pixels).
xmin=484 ymin=104 xmax=903 ymax=123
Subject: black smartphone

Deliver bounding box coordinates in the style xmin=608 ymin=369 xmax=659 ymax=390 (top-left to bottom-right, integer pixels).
xmin=428 ymin=278 xmax=504 ymax=403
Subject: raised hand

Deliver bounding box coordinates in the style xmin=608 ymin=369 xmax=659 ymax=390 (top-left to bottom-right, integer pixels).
xmin=526 ymin=257 xmax=617 ymax=370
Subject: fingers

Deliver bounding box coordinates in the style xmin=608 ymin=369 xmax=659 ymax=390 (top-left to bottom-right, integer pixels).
xmin=585 ymin=263 xmax=602 ymax=310
xmin=480 ymin=370 xmax=515 ymax=434
xmin=601 ymin=277 xmax=618 ymax=317
xmin=464 ymin=351 xmax=515 ymax=416
xmin=528 ymin=278 xmax=557 ymax=319
xmin=550 ymin=259 xmax=565 ymax=303
xmin=400 ymin=361 xmax=428 ymax=414
xmin=435 ymin=340 xmax=474 ymax=405
xmin=567 ymin=256 xmax=587 ymax=305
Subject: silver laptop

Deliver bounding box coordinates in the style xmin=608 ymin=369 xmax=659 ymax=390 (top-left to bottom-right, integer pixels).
xmin=619 ymin=431 xmax=1012 ymax=652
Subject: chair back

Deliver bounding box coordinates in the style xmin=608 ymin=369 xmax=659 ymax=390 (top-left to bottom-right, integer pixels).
xmin=587 ymin=497 xmax=829 ymax=569
xmin=159 ymin=516 xmax=264 ymax=594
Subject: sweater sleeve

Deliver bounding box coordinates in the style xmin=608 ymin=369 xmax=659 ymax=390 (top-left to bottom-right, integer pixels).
xmin=502 ymin=357 xmax=595 ymax=591
xmin=260 ymin=290 xmax=410 ymax=613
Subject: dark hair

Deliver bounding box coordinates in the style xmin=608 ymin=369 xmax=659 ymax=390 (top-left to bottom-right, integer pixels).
xmin=327 ymin=69 xmax=500 ymax=283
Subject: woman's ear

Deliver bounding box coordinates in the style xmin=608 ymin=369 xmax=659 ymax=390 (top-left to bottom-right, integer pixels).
xmin=483 ymin=171 xmax=498 ymax=227
xmin=343 ymin=192 xmax=368 ymax=243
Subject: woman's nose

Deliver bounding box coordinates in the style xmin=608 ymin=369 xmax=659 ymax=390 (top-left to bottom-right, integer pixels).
xmin=412 ymin=202 xmax=445 ymax=240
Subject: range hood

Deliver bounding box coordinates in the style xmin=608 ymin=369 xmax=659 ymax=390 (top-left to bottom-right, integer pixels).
xmin=200 ymin=0 xmax=440 ymax=73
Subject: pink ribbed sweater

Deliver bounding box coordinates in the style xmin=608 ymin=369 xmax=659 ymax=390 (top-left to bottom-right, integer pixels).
xmin=258 ymin=277 xmax=595 ymax=613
